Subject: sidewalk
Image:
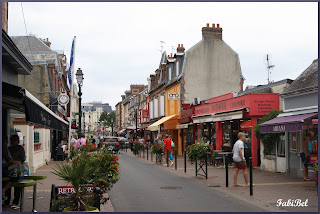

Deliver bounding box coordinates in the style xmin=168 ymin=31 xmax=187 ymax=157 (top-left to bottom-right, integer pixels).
xmin=2 ymin=161 xmax=115 ymax=212
xmin=126 ymin=148 xmax=318 ymax=212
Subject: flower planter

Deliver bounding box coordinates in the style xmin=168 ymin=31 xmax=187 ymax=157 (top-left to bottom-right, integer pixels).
xmin=63 ymin=207 xmax=99 ymax=212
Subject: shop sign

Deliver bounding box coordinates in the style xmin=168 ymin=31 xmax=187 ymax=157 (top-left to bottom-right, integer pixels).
xmin=168 ymin=93 xmax=180 ymax=100
xmin=312 ymin=119 xmax=318 ymax=124
xmin=193 ymin=116 xmax=213 ymax=124
xmin=212 ymin=112 xmax=243 ymax=122
xmin=194 ymin=94 xmax=279 ymax=117
xmin=176 ymin=124 xmax=189 ymax=129
xmin=55 ymin=185 xmax=94 ymax=200
xmin=142 ymin=110 xmax=149 ymax=119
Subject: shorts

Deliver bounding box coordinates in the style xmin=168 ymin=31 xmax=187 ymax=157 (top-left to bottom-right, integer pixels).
xmin=300 ymin=152 xmax=310 ymax=167
xmin=234 ymin=161 xmax=247 ymax=169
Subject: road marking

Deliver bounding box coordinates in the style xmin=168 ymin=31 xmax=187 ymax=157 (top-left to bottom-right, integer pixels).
xmin=254 ymin=181 xmax=313 ymax=186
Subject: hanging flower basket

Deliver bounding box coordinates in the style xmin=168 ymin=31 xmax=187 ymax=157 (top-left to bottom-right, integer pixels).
xmin=187 ymin=141 xmax=214 ymax=163
xmin=150 ymin=143 xmax=164 ymax=154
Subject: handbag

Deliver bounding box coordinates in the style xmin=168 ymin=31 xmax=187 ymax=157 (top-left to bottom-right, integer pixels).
xmin=170 ymin=153 xmax=173 ymax=160
xmin=171 ymin=141 xmax=175 ymax=147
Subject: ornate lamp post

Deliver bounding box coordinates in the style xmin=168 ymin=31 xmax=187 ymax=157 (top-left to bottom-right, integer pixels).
xmin=111 ymin=118 xmax=114 ymax=136
xmin=76 ymin=68 xmax=84 ymax=139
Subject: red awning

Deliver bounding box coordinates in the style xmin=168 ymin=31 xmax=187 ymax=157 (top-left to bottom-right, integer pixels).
xmin=240 ymin=120 xmax=252 ymax=130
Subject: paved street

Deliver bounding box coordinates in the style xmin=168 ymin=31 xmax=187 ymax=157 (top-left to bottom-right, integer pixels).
xmin=109 ymin=152 xmax=267 ymax=212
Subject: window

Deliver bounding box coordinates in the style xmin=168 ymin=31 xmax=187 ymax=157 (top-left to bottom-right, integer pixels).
xmin=176 ymin=61 xmax=179 ymax=76
xmin=289 ymin=131 xmax=301 ymax=153
xmin=169 ymin=67 xmax=172 ymax=81
xmin=277 ymin=135 xmax=285 ymax=157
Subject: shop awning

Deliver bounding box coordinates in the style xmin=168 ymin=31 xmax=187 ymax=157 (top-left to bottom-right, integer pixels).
xmin=240 ymin=120 xmax=252 ymax=130
xmin=117 ymin=129 xmax=126 ymax=135
xmin=260 ymin=113 xmax=318 ymax=133
xmin=192 ymin=114 xmax=214 ymax=124
xmin=147 ymin=115 xmax=178 ymax=131
xmin=212 ymin=110 xmax=244 ymax=122
xmin=176 ymin=123 xmax=192 ymax=129
xmin=21 ymin=89 xmax=69 ymax=132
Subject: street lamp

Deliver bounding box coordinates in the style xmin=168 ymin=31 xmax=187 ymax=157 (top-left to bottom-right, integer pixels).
xmin=134 ymin=105 xmax=138 ymax=140
xmin=76 ymin=68 xmax=84 ymax=139
xmin=111 ymin=118 xmax=114 ymax=136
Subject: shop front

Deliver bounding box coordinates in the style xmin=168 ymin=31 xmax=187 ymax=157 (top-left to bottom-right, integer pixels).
xmin=260 ymin=112 xmax=318 ymax=178
xmin=177 ymin=105 xmax=195 ymax=152
xmin=193 ymin=93 xmax=279 ymax=167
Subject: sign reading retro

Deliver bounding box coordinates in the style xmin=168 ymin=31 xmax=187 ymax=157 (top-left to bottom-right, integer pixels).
xmin=168 ymin=93 xmax=180 ymax=100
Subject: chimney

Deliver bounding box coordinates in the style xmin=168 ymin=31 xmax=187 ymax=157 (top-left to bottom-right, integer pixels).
xmin=202 ymin=23 xmax=222 ymax=40
xmin=177 ymin=43 xmax=185 ymax=53
xmin=44 ymin=38 xmax=51 ymax=48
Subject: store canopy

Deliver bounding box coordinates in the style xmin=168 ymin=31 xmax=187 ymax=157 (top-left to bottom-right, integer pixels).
xmin=21 ymin=89 xmax=69 ymax=132
xmin=147 ymin=115 xmax=178 ymax=131
xmin=117 ymin=129 xmax=126 ymax=135
xmin=240 ymin=120 xmax=252 ymax=130
xmin=260 ymin=113 xmax=318 ymax=133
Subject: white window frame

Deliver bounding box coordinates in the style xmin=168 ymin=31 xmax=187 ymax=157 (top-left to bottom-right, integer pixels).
xmin=176 ymin=61 xmax=179 ymax=76
xmin=160 ymin=96 xmax=165 ymax=117
xmin=169 ymin=67 xmax=172 ymax=81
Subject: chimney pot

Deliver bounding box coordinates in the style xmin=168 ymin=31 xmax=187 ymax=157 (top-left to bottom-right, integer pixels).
xmin=217 ymin=24 xmax=220 ymax=28
xmin=178 ymin=44 xmax=180 ymax=47
xmin=181 ymin=44 xmax=183 ymax=47
xmin=212 ymin=24 xmax=215 ymax=28
xmin=168 ymin=55 xmax=170 ymax=58
xmin=171 ymin=53 xmax=172 ymax=57
xmin=206 ymin=23 xmax=209 ymax=27
xmin=46 ymin=38 xmax=48 ymax=42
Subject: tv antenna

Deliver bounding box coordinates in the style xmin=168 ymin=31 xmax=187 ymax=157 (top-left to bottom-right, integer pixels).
xmin=160 ymin=41 xmax=166 ymax=53
xmin=266 ymin=54 xmax=275 ymax=84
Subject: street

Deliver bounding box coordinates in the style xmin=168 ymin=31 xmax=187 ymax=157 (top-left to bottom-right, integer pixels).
xmin=108 ymin=152 xmax=267 ymax=212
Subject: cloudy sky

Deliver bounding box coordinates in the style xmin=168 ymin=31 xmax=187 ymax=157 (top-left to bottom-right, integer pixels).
xmin=8 ymin=2 xmax=318 ymax=110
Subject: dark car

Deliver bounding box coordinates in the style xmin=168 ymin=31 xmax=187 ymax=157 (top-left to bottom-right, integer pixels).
xmin=103 ymin=137 xmax=120 ymax=153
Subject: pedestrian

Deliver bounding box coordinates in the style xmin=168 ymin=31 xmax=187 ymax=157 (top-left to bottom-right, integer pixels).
xmin=6 ymin=135 xmax=26 ymax=209
xmin=90 ymin=135 xmax=96 ymax=146
xmin=232 ymin=132 xmax=249 ymax=187
xmin=71 ymin=134 xmax=77 ymax=149
xmin=163 ymin=135 xmax=174 ymax=167
xmin=146 ymin=135 xmax=152 ymax=148
xmin=300 ymin=130 xmax=314 ymax=181
xmin=75 ymin=133 xmax=87 ymax=149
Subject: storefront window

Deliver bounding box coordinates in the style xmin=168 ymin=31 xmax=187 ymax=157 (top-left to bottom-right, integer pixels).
xmin=277 ymin=135 xmax=285 ymax=157
xmin=289 ymin=131 xmax=300 ymax=153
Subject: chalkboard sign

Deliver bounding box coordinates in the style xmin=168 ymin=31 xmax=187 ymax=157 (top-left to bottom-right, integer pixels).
xmin=50 ymin=184 xmax=98 ymax=212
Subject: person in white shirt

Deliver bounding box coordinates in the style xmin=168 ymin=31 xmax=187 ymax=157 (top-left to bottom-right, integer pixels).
xmin=232 ymin=132 xmax=249 ymax=187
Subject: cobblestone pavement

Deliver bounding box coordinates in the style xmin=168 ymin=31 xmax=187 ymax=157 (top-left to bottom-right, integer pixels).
xmin=125 ymin=148 xmax=318 ymax=212
xmin=1 ymin=161 xmax=115 ymax=213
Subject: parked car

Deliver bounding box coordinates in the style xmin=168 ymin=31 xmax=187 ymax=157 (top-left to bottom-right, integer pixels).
xmin=118 ymin=137 xmax=129 ymax=149
xmin=102 ymin=137 xmax=120 ymax=153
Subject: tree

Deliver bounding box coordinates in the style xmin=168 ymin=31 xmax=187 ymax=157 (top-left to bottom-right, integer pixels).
xmin=254 ymin=110 xmax=284 ymax=156
xmin=99 ymin=111 xmax=116 ymax=128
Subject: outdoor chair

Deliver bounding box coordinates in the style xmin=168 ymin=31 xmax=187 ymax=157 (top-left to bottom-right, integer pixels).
xmin=56 ymin=148 xmax=64 ymax=161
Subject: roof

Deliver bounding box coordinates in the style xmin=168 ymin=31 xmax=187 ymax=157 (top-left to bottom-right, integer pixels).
xmin=282 ymin=59 xmax=318 ymax=96
xmin=238 ymin=79 xmax=293 ymax=96
xmin=2 ymin=30 xmax=33 ymax=75
xmin=11 ymin=36 xmax=53 ymax=52
xmin=159 ymin=51 xmax=167 ymax=65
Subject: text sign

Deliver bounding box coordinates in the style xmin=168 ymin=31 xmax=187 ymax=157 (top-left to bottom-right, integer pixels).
xmin=55 ymin=185 xmax=95 ymax=200
xmin=168 ymin=93 xmax=180 ymax=100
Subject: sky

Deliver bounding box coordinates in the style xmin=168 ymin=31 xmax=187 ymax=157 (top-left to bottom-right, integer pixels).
xmin=8 ymin=2 xmax=318 ymax=110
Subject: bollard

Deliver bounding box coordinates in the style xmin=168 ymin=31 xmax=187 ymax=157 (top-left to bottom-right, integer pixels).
xmin=175 ymin=149 xmax=177 ymax=170
xmin=195 ymin=159 xmax=198 ymax=176
xmin=143 ymin=147 xmax=145 ymax=159
xmin=151 ymin=151 xmax=153 ymax=162
xmin=184 ymin=149 xmax=187 ymax=173
xmin=249 ymin=157 xmax=253 ymax=196
xmin=205 ymin=154 xmax=208 ymax=180
xmin=126 ymin=144 xmax=127 ymax=152
xmin=147 ymin=146 xmax=149 ymax=160
xmin=94 ymin=187 xmax=101 ymax=211
xmin=167 ymin=149 xmax=169 ymax=167
xmin=225 ymin=154 xmax=228 ymax=187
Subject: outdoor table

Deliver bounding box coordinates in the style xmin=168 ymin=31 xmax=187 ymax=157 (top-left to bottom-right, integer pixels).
xmin=10 ymin=179 xmax=36 ymax=212
xmin=218 ymin=151 xmax=233 ymax=168
xmin=24 ymin=175 xmax=47 ymax=212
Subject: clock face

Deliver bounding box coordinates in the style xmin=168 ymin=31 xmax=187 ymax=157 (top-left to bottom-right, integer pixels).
xmin=58 ymin=94 xmax=69 ymax=105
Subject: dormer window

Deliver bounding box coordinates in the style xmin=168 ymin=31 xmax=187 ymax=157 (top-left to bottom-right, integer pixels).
xmin=169 ymin=67 xmax=172 ymax=81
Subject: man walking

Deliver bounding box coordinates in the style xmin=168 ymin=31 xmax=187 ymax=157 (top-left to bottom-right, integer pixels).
xmin=75 ymin=133 xmax=87 ymax=149
xmin=163 ymin=135 xmax=174 ymax=167
xmin=232 ymin=132 xmax=249 ymax=187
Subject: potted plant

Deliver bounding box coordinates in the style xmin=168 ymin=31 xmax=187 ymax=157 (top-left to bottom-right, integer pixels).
xmin=186 ymin=140 xmax=215 ymax=163
xmin=53 ymin=144 xmax=120 ymax=212
xmin=133 ymin=142 xmax=144 ymax=155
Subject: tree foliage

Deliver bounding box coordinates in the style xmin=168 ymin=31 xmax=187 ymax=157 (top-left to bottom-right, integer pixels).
xmin=254 ymin=110 xmax=283 ymax=156
xmin=99 ymin=111 xmax=116 ymax=128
